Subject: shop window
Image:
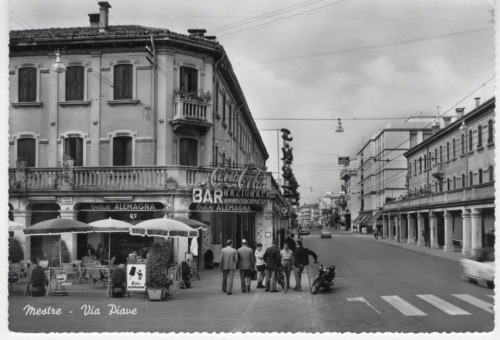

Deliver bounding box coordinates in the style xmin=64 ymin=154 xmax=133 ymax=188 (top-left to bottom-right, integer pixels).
xmin=18 ymin=67 xmax=37 ymax=102
xmin=487 ymin=120 xmax=494 ymax=143
xmin=113 ymin=64 xmax=133 ymax=100
xmin=113 ymin=136 xmax=132 ymax=166
xmin=179 ymin=66 xmax=198 ymax=94
xmin=477 ymin=125 xmax=483 ymax=148
xmin=17 ymin=138 xmax=36 ymax=167
xmin=478 ymin=169 xmax=483 ymax=184
xmin=65 ymin=66 xmax=84 ymax=101
xmin=179 ymin=138 xmax=198 ymax=166
xmin=64 ymin=137 xmax=83 ymax=166
xmin=489 ymin=166 xmax=494 ymax=182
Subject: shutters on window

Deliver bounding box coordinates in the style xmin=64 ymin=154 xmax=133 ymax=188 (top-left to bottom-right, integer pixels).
xmin=65 ymin=66 xmax=84 ymax=101
xmin=114 ymin=65 xmax=133 ymax=100
xmin=17 ymin=138 xmax=36 ymax=167
xmin=180 ymin=138 xmax=197 ymax=166
xmin=18 ymin=68 xmax=36 ymax=102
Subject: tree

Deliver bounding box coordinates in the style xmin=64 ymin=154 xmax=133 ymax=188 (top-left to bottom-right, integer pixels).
xmin=50 ymin=240 xmax=71 ymax=267
xmin=8 ymin=237 xmax=24 ymax=263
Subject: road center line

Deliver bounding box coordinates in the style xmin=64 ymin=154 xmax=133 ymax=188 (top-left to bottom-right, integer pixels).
xmin=416 ymin=295 xmax=470 ymax=315
xmin=381 ymin=296 xmax=426 ymax=316
xmin=451 ymin=294 xmax=494 ymax=314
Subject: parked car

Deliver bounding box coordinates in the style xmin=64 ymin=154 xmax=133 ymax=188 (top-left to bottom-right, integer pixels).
xmin=320 ymin=230 xmax=332 ymax=239
xmin=459 ymin=248 xmax=495 ymax=288
xmin=299 ymin=228 xmax=310 ymax=236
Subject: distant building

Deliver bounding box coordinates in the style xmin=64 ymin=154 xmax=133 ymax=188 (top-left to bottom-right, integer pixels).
xmin=340 ymin=160 xmax=360 ymax=230
xmin=383 ymin=98 xmax=495 ymax=256
xmin=353 ymin=117 xmax=434 ymax=232
xmin=298 ymin=203 xmax=320 ymax=227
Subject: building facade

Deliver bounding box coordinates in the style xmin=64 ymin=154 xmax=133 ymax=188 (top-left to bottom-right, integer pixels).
xmin=8 ymin=2 xmax=289 ymax=265
xmin=353 ymin=118 xmax=434 ymax=232
xmin=383 ymin=98 xmax=495 ymax=256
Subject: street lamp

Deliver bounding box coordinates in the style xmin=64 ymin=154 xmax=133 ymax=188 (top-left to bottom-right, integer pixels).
xmin=51 ymin=50 xmax=66 ymax=73
xmin=335 ymin=118 xmax=344 ymax=133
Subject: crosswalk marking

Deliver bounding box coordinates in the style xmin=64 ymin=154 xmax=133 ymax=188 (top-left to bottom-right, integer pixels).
xmin=381 ymin=296 xmax=426 ymax=316
xmin=347 ymin=297 xmax=382 ymax=314
xmin=417 ymin=295 xmax=470 ymax=315
xmin=452 ymin=294 xmax=494 ymax=314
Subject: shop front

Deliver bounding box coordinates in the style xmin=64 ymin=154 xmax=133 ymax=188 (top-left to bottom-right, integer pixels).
xmin=188 ymin=166 xmax=282 ymax=264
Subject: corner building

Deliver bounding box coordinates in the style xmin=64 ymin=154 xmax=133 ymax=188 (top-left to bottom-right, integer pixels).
xmin=8 ymin=2 xmax=289 ymax=265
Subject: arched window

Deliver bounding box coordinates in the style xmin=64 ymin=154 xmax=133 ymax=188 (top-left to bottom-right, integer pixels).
xmin=439 ymin=145 xmax=443 ymax=163
xmin=434 ymin=181 xmax=438 ymax=193
xmin=461 ymin=173 xmax=466 ymax=188
xmin=489 ymin=165 xmax=494 ymax=182
xmin=414 ymin=159 xmax=417 ymax=175
xmin=477 ymin=125 xmax=483 ymax=148
xmin=469 ymin=171 xmax=473 ymax=186
xmin=434 ymin=148 xmax=438 ymax=165
xmin=446 ymin=142 xmax=450 ymax=161
xmin=478 ymin=168 xmax=483 ymax=184
xmin=461 ymin=134 xmax=465 ymax=155
xmin=488 ymin=119 xmax=494 ymax=143
xmin=447 ymin=178 xmax=451 ymax=191
xmin=424 ymin=154 xmax=427 ymax=169
xmin=419 ymin=157 xmax=422 ymax=172
xmin=452 ymin=139 xmax=456 ymax=158
xmin=453 ymin=176 xmax=457 ymax=190
xmin=468 ymin=129 xmax=473 ymax=152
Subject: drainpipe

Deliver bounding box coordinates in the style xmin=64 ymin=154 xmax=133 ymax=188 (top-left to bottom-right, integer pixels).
xmin=212 ymin=48 xmax=226 ymax=167
xmin=150 ymin=35 xmax=158 ymax=165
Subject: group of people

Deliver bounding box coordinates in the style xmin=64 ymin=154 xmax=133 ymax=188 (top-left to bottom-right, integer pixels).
xmin=86 ymin=243 xmax=108 ymax=264
xmin=219 ymin=234 xmax=317 ymax=295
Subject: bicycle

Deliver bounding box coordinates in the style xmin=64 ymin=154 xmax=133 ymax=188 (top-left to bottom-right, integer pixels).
xmin=275 ymin=266 xmax=288 ymax=294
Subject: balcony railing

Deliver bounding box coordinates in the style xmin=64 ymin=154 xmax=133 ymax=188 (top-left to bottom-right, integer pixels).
xmin=383 ymin=182 xmax=494 ymax=211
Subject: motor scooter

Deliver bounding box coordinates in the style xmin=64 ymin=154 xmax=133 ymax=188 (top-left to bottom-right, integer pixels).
xmin=311 ymin=263 xmax=336 ymax=294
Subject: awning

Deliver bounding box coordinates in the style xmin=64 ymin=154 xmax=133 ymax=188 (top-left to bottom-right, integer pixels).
xmin=353 ymin=214 xmax=371 ymax=225
xmin=366 ymin=211 xmax=383 ymax=224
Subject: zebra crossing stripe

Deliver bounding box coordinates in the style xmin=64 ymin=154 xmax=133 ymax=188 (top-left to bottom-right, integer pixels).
xmin=452 ymin=294 xmax=494 ymax=314
xmin=381 ymin=296 xmax=426 ymax=316
xmin=417 ymin=295 xmax=470 ymax=315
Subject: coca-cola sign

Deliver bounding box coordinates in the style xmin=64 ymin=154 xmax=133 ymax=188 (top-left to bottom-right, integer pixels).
xmin=209 ymin=166 xmax=266 ymax=189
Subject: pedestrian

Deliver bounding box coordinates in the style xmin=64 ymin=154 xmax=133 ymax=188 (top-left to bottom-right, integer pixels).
xmin=293 ymin=240 xmax=318 ymax=292
xmin=280 ymin=242 xmax=293 ymax=289
xmin=263 ymin=239 xmax=281 ymax=292
xmin=237 ymin=239 xmax=256 ymax=293
xmin=284 ymin=233 xmax=297 ymax=252
xmin=254 ymin=243 xmax=266 ymax=289
xmin=220 ymin=239 xmax=238 ymax=295
xmin=86 ymin=244 xmax=95 ymax=257
xmin=95 ymin=243 xmax=107 ymax=264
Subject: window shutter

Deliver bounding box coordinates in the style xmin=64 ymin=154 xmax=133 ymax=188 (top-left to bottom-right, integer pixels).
xmin=18 ymin=138 xmax=36 ymax=167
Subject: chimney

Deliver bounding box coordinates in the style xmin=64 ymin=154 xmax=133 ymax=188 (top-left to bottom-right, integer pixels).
xmin=455 ymin=107 xmax=465 ymax=119
xmin=187 ymin=29 xmax=207 ymax=37
xmin=475 ymin=97 xmax=481 ymax=107
xmin=98 ymin=1 xmax=112 ymax=33
xmin=431 ymin=121 xmax=440 ymax=135
xmin=89 ymin=13 xmax=100 ymax=28
xmin=443 ymin=116 xmax=451 ymax=128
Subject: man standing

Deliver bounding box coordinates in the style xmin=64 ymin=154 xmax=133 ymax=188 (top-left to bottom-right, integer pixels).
xmin=263 ymin=239 xmax=281 ymax=292
xmin=284 ymin=233 xmax=297 ymax=253
xmin=237 ymin=239 xmax=256 ymax=293
xmin=280 ymin=243 xmax=293 ymax=289
xmin=293 ymin=240 xmax=318 ymax=292
xmin=95 ymin=243 xmax=107 ymax=264
xmin=220 ymin=239 xmax=238 ymax=295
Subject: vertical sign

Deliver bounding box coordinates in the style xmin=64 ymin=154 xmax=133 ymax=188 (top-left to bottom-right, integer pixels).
xmin=127 ymin=263 xmax=146 ymax=292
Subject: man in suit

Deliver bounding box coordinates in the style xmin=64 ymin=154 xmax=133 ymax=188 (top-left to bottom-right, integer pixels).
xmin=237 ymin=239 xmax=256 ymax=293
xmin=220 ymin=239 xmax=238 ymax=295
xmin=263 ymin=239 xmax=281 ymax=292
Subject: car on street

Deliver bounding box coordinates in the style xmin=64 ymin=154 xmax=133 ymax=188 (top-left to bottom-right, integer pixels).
xmin=299 ymin=228 xmax=310 ymax=235
xmin=320 ymin=230 xmax=332 ymax=239
xmin=459 ymin=247 xmax=495 ymax=288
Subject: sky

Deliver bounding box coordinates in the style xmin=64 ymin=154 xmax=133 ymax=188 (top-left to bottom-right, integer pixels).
xmin=3 ymin=0 xmax=498 ymax=205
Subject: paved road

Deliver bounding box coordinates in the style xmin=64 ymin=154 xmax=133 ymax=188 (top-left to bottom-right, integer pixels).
xmin=302 ymin=228 xmax=495 ymax=332
xmin=7 ymin=229 xmax=495 ymax=334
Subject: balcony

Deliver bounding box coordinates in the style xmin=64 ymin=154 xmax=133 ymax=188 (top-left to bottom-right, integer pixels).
xmin=171 ymin=91 xmax=213 ymax=133
xmin=383 ymin=182 xmax=495 ymax=211
xmin=8 ymin=165 xmax=280 ymax=195
xmin=431 ymin=162 xmax=445 ymax=180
